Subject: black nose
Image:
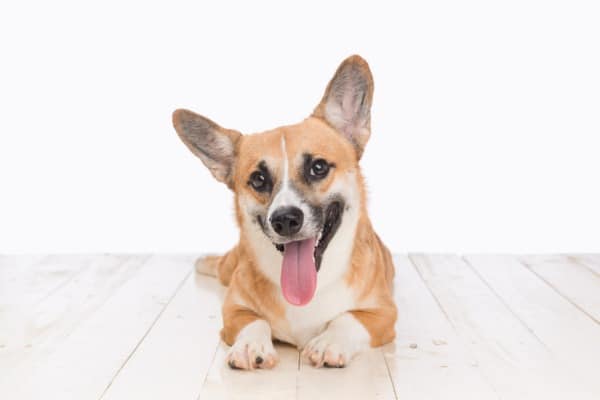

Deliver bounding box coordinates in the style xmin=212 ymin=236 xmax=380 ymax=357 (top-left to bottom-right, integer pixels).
xmin=270 ymin=206 xmax=303 ymax=236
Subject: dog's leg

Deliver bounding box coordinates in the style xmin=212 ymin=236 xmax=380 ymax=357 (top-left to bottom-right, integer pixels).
xmin=195 ymin=245 xmax=240 ymax=286
xmin=225 ymin=319 xmax=278 ymax=370
xmin=302 ymin=312 xmax=371 ymax=368
xmin=194 ymin=255 xmax=219 ymax=276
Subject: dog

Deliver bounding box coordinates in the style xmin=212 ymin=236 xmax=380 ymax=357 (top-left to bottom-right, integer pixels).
xmin=172 ymin=55 xmax=396 ymax=370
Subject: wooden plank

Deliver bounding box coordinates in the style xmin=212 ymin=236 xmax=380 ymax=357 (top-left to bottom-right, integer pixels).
xmin=0 ymin=255 xmax=129 ymax=370
xmin=466 ymin=254 xmax=600 ymax=398
xmin=0 ymin=254 xmax=49 ymax=322
xmin=521 ymin=255 xmax=600 ymax=323
xmin=199 ymin=342 xmax=299 ymax=400
xmin=297 ymin=347 xmax=395 ymax=400
xmin=0 ymin=255 xmax=192 ymax=400
xmin=383 ymin=255 xmax=497 ymax=399
xmin=196 ymin=278 xmax=395 ymax=400
xmin=0 ymin=255 xmax=49 ymax=356
xmin=102 ymin=271 xmax=225 ymax=400
xmin=410 ymin=254 xmax=585 ymax=399
xmin=0 ymin=255 xmax=93 ymax=310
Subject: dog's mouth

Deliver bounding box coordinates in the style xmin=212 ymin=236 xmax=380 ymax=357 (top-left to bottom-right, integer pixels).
xmin=273 ymin=201 xmax=343 ymax=306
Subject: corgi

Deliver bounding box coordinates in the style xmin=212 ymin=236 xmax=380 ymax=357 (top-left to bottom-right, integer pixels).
xmin=172 ymin=55 xmax=396 ymax=370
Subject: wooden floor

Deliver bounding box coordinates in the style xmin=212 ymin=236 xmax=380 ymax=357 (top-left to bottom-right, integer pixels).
xmin=1 ymin=255 xmax=599 ymax=399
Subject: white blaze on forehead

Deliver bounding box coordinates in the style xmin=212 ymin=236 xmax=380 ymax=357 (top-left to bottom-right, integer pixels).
xmin=281 ymin=135 xmax=289 ymax=189
xmin=267 ymin=135 xmax=304 ymax=218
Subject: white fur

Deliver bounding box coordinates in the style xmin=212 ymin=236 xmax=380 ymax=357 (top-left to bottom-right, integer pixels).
xmin=227 ymin=319 xmax=278 ymax=370
xmin=241 ymin=168 xmax=362 ymax=348
xmin=239 ymin=207 xmax=358 ymax=347
xmin=302 ymin=312 xmax=371 ymax=367
xmin=239 ymin=197 xmax=284 ymax=284
xmin=267 ymin=136 xmax=299 ymax=216
xmin=274 ymin=279 xmax=355 ymax=347
xmin=277 ymin=170 xmax=361 ymax=345
xmin=267 ymin=136 xmax=292 ymax=212
xmin=238 ymin=142 xmax=365 ymax=354
xmin=266 ymin=136 xmax=319 ymax=241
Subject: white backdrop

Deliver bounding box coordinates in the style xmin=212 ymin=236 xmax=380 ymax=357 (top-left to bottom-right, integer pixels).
xmin=1 ymin=1 xmax=599 ymax=253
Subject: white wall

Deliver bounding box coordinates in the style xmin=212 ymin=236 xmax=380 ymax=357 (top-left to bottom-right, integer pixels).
xmin=1 ymin=1 xmax=599 ymax=253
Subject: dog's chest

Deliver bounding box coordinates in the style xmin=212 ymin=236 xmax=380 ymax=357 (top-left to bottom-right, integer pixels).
xmin=271 ymin=280 xmax=355 ymax=347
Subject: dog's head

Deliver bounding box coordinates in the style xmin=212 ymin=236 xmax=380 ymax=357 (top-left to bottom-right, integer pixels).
xmin=173 ymin=56 xmax=373 ymax=305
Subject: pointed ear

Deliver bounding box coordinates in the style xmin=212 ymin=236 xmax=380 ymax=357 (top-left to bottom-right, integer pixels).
xmin=172 ymin=109 xmax=241 ymax=189
xmin=312 ymin=55 xmax=374 ymax=159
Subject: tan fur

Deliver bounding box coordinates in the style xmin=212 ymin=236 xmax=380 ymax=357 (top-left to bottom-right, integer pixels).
xmin=213 ymin=116 xmax=396 ymax=346
xmin=220 ymin=245 xmax=287 ymax=344
xmin=346 ymin=216 xmax=397 ymax=346
xmin=176 ymin=55 xmax=397 ymax=350
xmin=197 ymin=246 xmax=241 ymax=286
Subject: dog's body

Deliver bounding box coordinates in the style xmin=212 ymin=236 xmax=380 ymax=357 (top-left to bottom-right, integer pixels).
xmin=173 ymin=56 xmax=396 ymax=369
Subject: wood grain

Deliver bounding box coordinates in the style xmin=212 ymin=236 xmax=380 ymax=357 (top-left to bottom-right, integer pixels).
xmin=2 ymin=254 xmax=599 ymax=399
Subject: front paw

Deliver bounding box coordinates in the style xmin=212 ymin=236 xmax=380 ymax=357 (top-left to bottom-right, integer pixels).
xmin=226 ymin=323 xmax=278 ymax=370
xmin=302 ymin=331 xmax=353 ymax=368
xmin=302 ymin=313 xmax=370 ymax=368
xmin=227 ymin=339 xmax=278 ymax=370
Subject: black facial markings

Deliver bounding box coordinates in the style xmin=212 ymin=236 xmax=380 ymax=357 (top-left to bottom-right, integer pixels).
xmin=248 ymin=161 xmax=273 ymax=193
xmin=302 ymin=154 xmax=313 ymax=184
xmin=314 ymin=199 xmax=344 ymax=272
xmin=307 ymin=202 xmax=323 ymax=225
xmin=302 ymin=153 xmax=335 ymax=184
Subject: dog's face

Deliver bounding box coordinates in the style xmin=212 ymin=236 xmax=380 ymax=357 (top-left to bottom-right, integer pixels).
xmin=173 ymin=56 xmax=373 ymax=305
xmin=235 ymin=118 xmax=356 ymax=260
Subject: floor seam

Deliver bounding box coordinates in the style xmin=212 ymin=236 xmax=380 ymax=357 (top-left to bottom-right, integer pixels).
xmin=407 ymin=254 xmax=458 ymax=332
xmin=462 ymin=255 xmax=552 ymax=351
xmin=196 ymin=338 xmax=221 ymax=400
xmin=98 ymin=265 xmax=193 ymax=400
xmin=407 ymin=253 xmax=507 ymax=399
xmin=518 ymin=257 xmax=600 ymax=326
xmin=381 ymin=347 xmax=399 ymax=400
xmin=568 ymin=255 xmax=600 ymax=279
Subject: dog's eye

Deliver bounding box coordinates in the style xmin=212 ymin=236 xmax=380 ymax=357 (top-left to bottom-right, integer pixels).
xmin=310 ymin=159 xmax=329 ymax=179
xmin=302 ymin=154 xmax=333 ymax=184
xmin=248 ymin=161 xmax=273 ymax=193
xmin=248 ymin=171 xmax=270 ymax=192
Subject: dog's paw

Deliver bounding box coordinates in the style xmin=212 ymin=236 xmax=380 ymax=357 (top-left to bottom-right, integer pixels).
xmin=226 ymin=320 xmax=278 ymax=370
xmin=227 ymin=338 xmax=278 ymax=370
xmin=302 ymin=313 xmax=370 ymax=368
xmin=302 ymin=333 xmax=350 ymax=368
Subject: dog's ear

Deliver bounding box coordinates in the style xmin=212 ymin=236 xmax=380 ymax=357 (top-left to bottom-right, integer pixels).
xmin=172 ymin=109 xmax=241 ymax=189
xmin=312 ymin=55 xmax=374 ymax=159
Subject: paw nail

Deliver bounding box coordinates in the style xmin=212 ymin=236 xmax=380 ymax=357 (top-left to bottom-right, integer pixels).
xmin=255 ymin=356 xmax=263 ymax=365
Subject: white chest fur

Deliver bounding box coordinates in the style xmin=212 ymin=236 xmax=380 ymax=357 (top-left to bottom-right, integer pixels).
xmin=271 ymin=197 xmax=359 ymax=347
xmin=241 ymin=169 xmax=361 ymax=348
xmin=273 ymin=279 xmax=356 ymax=347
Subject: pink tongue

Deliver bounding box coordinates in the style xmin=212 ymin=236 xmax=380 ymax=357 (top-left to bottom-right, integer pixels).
xmin=281 ymin=238 xmax=317 ymax=306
